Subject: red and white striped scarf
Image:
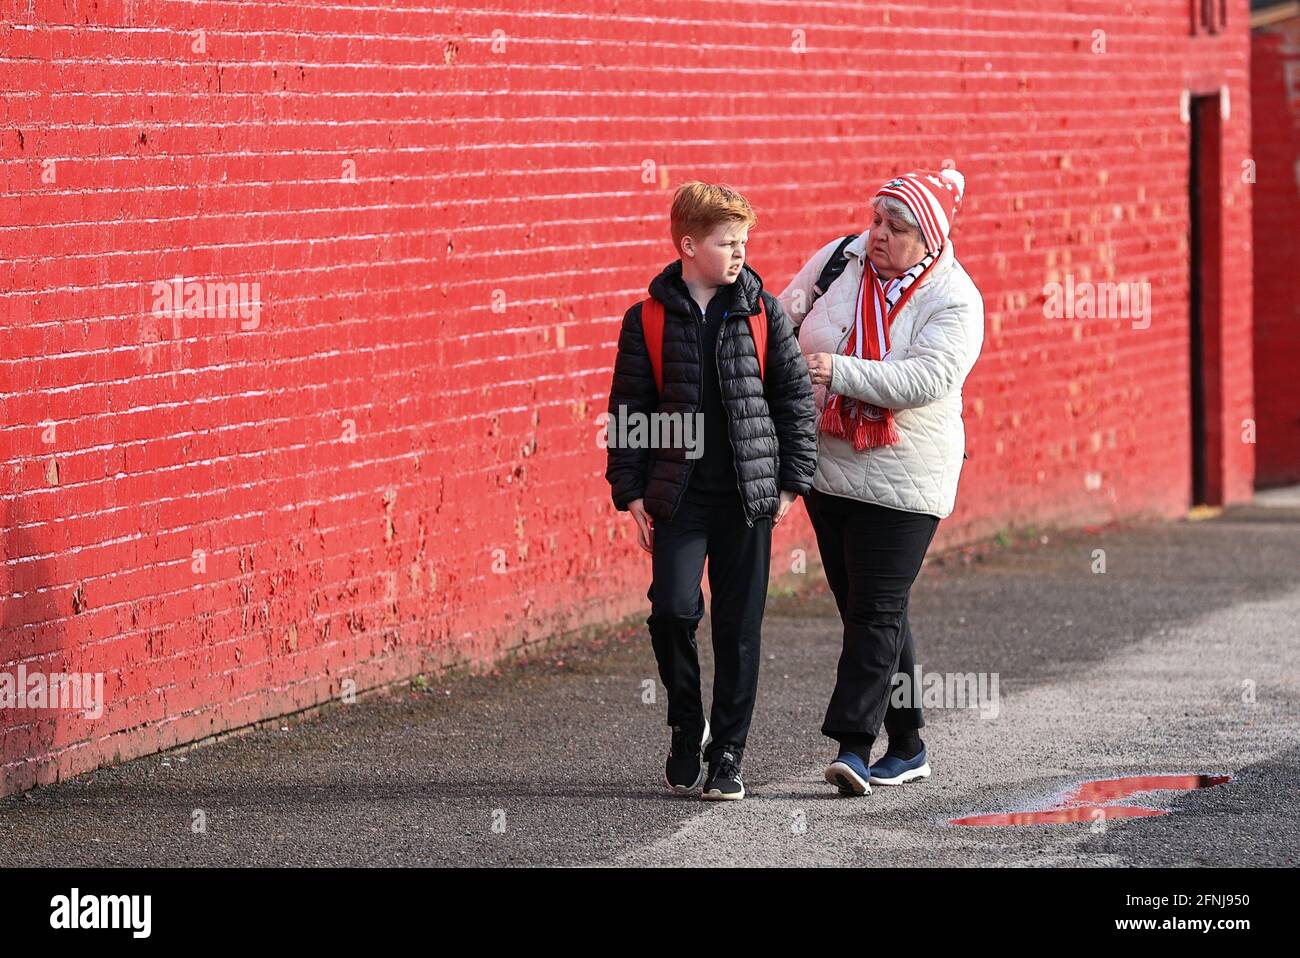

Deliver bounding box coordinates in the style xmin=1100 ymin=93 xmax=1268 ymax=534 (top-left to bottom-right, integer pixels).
xmin=818 ymin=247 xmax=939 ymax=451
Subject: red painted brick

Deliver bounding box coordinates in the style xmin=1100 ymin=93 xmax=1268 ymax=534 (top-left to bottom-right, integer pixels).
xmin=1 ymin=1 xmax=1257 ymax=796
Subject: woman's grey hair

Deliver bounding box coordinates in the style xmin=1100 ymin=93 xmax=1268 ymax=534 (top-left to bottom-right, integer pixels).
xmin=871 ymin=194 xmax=923 ymax=239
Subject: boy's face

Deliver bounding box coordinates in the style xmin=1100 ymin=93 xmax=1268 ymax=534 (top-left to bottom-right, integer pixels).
xmin=680 ymin=220 xmax=748 ymax=285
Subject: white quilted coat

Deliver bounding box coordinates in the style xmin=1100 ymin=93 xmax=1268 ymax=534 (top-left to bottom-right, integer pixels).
xmin=777 ymin=233 xmax=985 ymax=519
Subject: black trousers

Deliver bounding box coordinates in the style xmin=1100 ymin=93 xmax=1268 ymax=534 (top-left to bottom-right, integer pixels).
xmin=646 ymin=490 xmax=771 ymax=764
xmin=804 ymin=486 xmax=939 ymax=744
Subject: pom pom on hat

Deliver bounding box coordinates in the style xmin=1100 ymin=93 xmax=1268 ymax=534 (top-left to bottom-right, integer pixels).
xmin=938 ymin=167 xmax=965 ymax=202
xmin=875 ymin=167 xmax=967 ymax=254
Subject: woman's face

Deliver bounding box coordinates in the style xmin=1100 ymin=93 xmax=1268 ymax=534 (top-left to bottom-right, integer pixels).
xmin=867 ymin=207 xmax=927 ymax=279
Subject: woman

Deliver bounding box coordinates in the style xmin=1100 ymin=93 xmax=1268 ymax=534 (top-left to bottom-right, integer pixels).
xmin=777 ymin=168 xmax=984 ymax=796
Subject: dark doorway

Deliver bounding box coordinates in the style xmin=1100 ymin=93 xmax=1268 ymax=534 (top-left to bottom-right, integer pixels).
xmin=1188 ymin=93 xmax=1224 ymax=507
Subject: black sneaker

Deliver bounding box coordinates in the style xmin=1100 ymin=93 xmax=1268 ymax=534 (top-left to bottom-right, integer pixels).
xmin=701 ymin=749 xmax=745 ymax=801
xmin=664 ymin=719 xmax=711 ymax=794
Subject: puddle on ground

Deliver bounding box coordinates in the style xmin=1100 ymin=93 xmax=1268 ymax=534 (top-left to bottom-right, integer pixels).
xmin=950 ymin=773 xmax=1232 ymax=826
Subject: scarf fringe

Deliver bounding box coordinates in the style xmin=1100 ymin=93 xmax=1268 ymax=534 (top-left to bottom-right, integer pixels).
xmin=818 ymin=401 xmax=848 ymax=440
xmin=819 ymin=399 xmax=899 ymax=451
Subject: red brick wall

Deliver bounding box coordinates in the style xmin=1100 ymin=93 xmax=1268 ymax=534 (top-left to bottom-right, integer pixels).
xmin=1 ymin=1 xmax=1254 ymax=795
xmin=1251 ymin=17 xmax=1300 ymax=486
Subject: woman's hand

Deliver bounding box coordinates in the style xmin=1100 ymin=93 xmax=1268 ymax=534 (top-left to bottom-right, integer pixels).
xmin=627 ymin=499 xmax=654 ymax=553
xmin=806 ymin=352 xmax=834 ymax=386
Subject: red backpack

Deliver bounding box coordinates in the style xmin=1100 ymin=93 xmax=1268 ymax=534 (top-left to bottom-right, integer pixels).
xmin=640 ymin=297 xmax=767 ymax=395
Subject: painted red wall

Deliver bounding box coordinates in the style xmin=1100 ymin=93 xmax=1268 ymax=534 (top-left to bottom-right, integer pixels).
xmin=1251 ymin=17 xmax=1300 ymax=487
xmin=1 ymin=1 xmax=1254 ymax=795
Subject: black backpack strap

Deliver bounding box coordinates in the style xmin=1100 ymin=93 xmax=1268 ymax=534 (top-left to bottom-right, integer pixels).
xmin=809 ymin=234 xmax=859 ymax=310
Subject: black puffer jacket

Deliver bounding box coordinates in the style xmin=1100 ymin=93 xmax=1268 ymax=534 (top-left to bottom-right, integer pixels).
xmin=605 ymin=260 xmax=818 ymax=526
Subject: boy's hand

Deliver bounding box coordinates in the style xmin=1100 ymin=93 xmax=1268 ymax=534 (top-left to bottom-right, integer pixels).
xmin=628 ymin=499 xmax=654 ymax=553
xmin=773 ymin=489 xmax=798 ymax=527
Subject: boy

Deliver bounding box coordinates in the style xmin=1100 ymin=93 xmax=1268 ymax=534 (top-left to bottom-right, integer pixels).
xmin=605 ymin=182 xmax=817 ymax=799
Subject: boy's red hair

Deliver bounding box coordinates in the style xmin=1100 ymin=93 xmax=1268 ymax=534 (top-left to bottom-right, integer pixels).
xmin=670 ymin=181 xmax=757 ymax=254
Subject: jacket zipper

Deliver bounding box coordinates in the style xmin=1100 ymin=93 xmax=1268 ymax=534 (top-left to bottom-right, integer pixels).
xmin=667 ymin=300 xmax=753 ymax=528
xmin=716 ymin=309 xmax=754 ymax=528
xmin=667 ymin=301 xmax=704 ymax=523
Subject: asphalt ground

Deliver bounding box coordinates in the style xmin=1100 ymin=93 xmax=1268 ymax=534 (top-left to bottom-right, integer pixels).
xmin=1 ymin=494 xmax=1297 ymax=867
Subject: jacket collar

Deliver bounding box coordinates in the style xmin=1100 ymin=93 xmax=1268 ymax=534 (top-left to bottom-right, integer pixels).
xmin=844 ymin=232 xmax=955 ymax=288
xmin=648 ymin=260 xmax=765 ymax=316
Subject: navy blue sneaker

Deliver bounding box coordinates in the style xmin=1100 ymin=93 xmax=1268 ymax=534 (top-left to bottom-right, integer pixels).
xmin=824 ymin=752 xmax=872 ymax=796
xmin=868 ymin=746 xmax=930 ymax=786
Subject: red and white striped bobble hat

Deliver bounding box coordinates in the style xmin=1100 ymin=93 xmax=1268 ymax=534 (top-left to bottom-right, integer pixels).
xmin=874 ymin=168 xmax=966 ymax=254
